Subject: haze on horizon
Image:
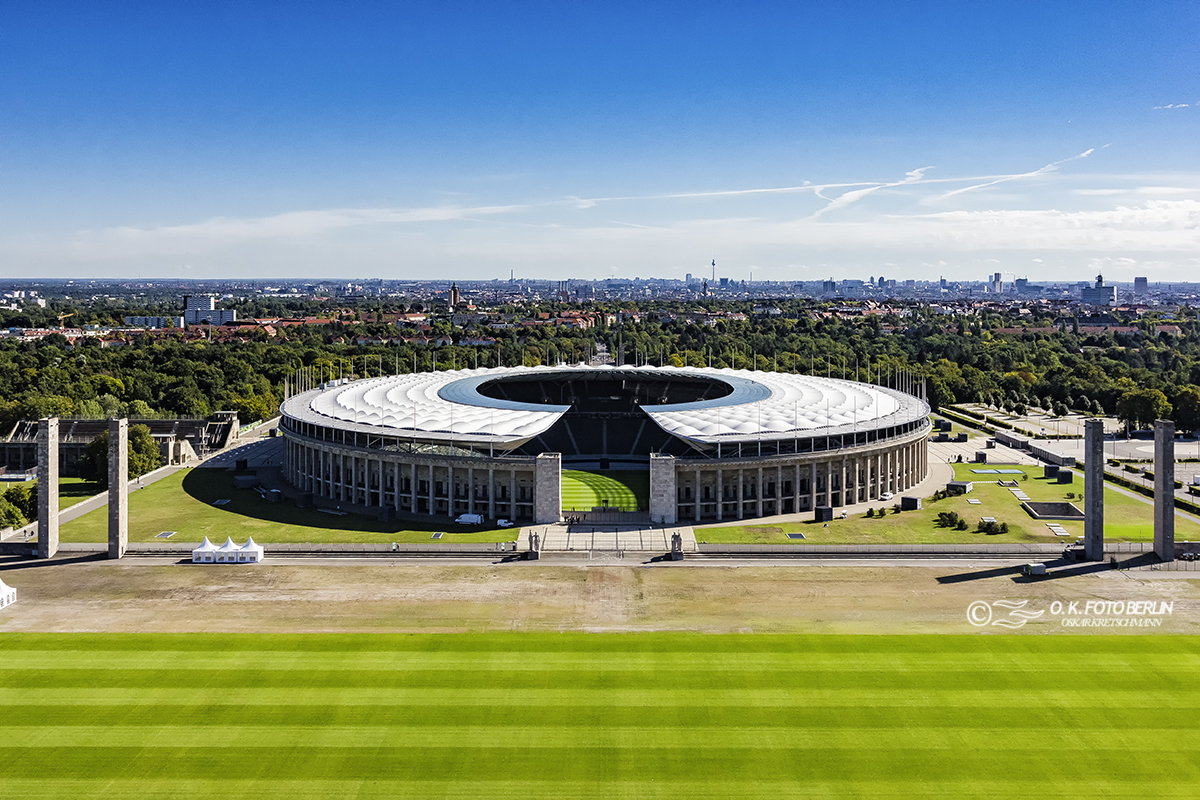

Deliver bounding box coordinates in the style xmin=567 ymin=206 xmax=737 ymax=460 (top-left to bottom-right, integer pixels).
xmin=1 ymin=1 xmax=1198 ymax=283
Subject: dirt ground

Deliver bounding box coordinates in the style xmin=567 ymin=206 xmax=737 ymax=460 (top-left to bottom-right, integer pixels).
xmin=2 ymin=555 xmax=1197 ymax=635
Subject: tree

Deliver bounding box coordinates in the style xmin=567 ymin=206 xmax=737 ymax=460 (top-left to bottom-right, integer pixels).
xmin=1171 ymin=386 xmax=1200 ymax=436
xmin=1116 ymin=388 xmax=1172 ymax=431
xmin=0 ymin=494 xmax=24 ymax=528
xmin=3 ymin=482 xmax=35 ymax=522
xmin=79 ymin=424 xmax=162 ymax=488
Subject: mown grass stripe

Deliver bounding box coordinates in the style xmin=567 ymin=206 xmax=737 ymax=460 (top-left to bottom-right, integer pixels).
xmin=10 ymin=726 xmax=1200 ymax=752
xmin=2 ymin=632 xmax=1195 ymax=654
xmin=0 ymin=666 xmax=1191 ymax=692
xmin=2 ymin=703 xmax=1195 ymax=729
xmin=3 ymin=745 xmax=1197 ymax=783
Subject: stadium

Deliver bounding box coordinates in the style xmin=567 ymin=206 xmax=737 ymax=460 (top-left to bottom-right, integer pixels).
xmin=278 ymin=365 xmax=931 ymax=525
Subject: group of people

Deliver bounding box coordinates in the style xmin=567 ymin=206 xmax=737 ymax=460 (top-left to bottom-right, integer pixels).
xmin=564 ymin=515 xmax=587 ymax=524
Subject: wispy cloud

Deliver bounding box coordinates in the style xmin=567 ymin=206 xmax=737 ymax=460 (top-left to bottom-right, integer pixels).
xmin=87 ymin=204 xmax=527 ymax=245
xmin=1153 ymin=103 xmax=1190 ymax=109
xmin=809 ymin=166 xmax=933 ymax=219
xmin=935 ymin=147 xmax=1103 ymax=201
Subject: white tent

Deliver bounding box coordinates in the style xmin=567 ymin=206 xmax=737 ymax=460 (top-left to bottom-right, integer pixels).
xmin=0 ymin=578 xmax=14 ymax=608
xmin=215 ymin=537 xmax=242 ymax=563
xmin=238 ymin=537 xmax=265 ymax=563
xmin=192 ymin=537 xmax=218 ymax=563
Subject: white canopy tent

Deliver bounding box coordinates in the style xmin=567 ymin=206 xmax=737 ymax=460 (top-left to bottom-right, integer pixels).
xmin=0 ymin=578 xmax=15 ymax=608
xmin=238 ymin=537 xmax=265 ymax=563
xmin=192 ymin=537 xmax=218 ymax=563
xmin=215 ymin=537 xmax=242 ymax=563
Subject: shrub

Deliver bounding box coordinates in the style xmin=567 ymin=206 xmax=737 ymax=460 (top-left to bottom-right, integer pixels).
xmin=936 ymin=511 xmax=961 ymax=528
xmin=956 ymin=519 xmax=969 ymax=531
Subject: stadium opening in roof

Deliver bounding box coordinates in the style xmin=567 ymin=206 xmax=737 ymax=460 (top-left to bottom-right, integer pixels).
xmin=279 ymin=365 xmax=931 ymax=525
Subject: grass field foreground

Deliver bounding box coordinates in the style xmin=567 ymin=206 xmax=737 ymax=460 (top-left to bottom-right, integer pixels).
xmin=697 ymin=463 xmax=1198 ymax=545
xmin=58 ymin=469 xmax=516 ymax=544
xmin=0 ymin=633 xmax=1197 ymax=799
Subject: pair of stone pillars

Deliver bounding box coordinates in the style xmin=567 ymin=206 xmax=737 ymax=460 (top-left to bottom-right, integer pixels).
xmin=1083 ymin=417 xmax=1174 ymax=562
xmin=36 ymin=417 xmax=128 ymax=560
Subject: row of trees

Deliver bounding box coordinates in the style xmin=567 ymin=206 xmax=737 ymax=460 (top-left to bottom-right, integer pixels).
xmin=2 ymin=300 xmax=1199 ymax=434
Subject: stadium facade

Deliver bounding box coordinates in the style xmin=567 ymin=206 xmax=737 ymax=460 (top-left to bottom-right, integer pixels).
xmin=279 ymin=365 xmax=931 ymax=524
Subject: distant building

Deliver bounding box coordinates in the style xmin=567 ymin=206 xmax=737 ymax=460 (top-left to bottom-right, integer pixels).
xmin=1134 ymin=276 xmax=1148 ymax=295
xmin=990 ymin=272 xmax=1004 ymax=294
xmin=449 ymin=283 xmax=461 ymax=307
xmin=124 ymin=316 xmax=183 ymax=329
xmin=184 ymin=295 xmax=237 ymax=325
xmin=1080 ymin=275 xmax=1116 ymax=306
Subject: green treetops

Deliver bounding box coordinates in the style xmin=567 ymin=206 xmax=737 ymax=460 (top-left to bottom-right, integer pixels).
xmin=1116 ymin=388 xmax=1172 ymax=431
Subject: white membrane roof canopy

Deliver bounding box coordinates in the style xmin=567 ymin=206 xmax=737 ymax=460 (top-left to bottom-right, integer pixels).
xmin=280 ymin=365 xmax=927 ymax=447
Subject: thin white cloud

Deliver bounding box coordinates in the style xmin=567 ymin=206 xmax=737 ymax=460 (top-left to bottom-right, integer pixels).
xmin=936 ymin=147 xmax=1102 ymax=201
xmin=86 ymin=204 xmax=527 ymax=246
xmin=809 ymin=166 xmax=933 ymax=219
xmin=1153 ymin=103 xmax=1190 ymax=109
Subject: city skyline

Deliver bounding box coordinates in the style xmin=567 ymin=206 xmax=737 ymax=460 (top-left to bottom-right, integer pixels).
xmin=1 ymin=1 xmax=1198 ymax=281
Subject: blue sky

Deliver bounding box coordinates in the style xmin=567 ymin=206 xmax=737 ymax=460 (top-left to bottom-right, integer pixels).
xmin=2 ymin=1 xmax=1198 ymax=282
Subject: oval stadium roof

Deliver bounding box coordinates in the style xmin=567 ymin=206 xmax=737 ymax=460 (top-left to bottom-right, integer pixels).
xmin=280 ymin=365 xmax=928 ymax=448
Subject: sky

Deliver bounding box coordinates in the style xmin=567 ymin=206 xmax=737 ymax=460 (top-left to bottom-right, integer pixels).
xmin=1 ymin=1 xmax=1198 ymax=283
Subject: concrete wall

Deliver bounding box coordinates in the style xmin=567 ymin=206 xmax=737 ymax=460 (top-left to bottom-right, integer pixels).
xmin=108 ymin=418 xmax=128 ymax=559
xmin=36 ymin=418 xmax=58 ymax=559
xmin=1154 ymin=419 xmax=1175 ymax=561
xmin=649 ymin=453 xmax=677 ymax=525
xmin=534 ymin=453 xmax=561 ymax=524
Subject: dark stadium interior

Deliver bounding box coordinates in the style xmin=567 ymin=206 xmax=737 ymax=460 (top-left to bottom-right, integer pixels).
xmin=478 ymin=373 xmax=728 ymax=458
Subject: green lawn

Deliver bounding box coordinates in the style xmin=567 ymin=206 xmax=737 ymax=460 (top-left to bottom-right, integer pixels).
xmin=561 ymin=469 xmax=649 ymax=511
xmin=0 ymin=633 xmax=1196 ymax=799
xmin=59 ymin=469 xmax=516 ymax=544
xmin=2 ymin=477 xmax=102 ymax=512
xmin=698 ymin=463 xmax=1200 ymax=545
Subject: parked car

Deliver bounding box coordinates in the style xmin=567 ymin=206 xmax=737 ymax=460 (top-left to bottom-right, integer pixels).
xmin=454 ymin=513 xmax=484 ymax=525
xmin=497 ymin=519 xmax=515 ymax=528
xmin=881 ymin=491 xmax=894 ymax=501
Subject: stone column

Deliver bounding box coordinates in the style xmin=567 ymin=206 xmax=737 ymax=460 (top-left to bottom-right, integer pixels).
xmin=810 ymin=462 xmax=817 ymax=510
xmin=37 ymin=418 xmax=59 ymax=559
xmin=776 ymin=464 xmax=782 ymax=516
xmin=824 ymin=461 xmax=833 ymax=507
xmin=108 ymin=418 xmax=128 ymax=559
xmin=737 ymin=468 xmax=745 ymax=519
xmin=534 ymin=452 xmax=561 ymax=524
xmin=408 ymin=462 xmax=416 ymax=513
xmin=1084 ymin=418 xmax=1105 ymax=561
xmin=694 ymin=468 xmax=702 ymax=522
xmin=649 ymin=453 xmax=677 ymax=525
xmin=467 ymin=466 xmax=475 ymax=515
xmin=839 ymin=457 xmax=847 ymax=506
xmin=1155 ymin=419 xmax=1175 ymax=561
xmin=716 ymin=468 xmax=723 ymax=521
xmin=793 ymin=463 xmax=801 ymax=513
xmin=488 ymin=467 xmax=496 ymax=519
xmin=509 ymin=470 xmax=516 ymax=518
xmin=756 ymin=467 xmax=764 ymax=517
xmin=428 ymin=464 xmax=435 ymax=515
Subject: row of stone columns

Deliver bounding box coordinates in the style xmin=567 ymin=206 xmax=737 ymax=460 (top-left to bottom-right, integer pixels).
xmin=36 ymin=417 xmax=128 ymax=560
xmin=283 ymin=437 xmax=559 ymax=523
xmin=679 ymin=437 xmax=926 ymax=522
